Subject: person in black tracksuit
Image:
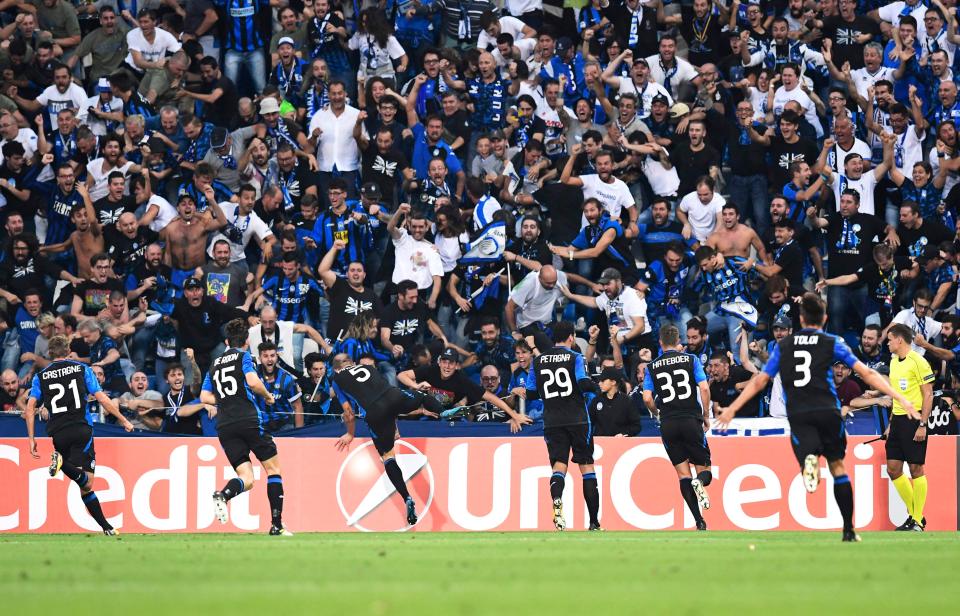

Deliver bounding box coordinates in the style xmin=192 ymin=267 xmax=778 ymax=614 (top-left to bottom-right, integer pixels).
xmin=526 ymin=321 xmax=602 ymax=531
xmin=642 ymin=324 xmax=713 ymax=531
xmin=590 ymin=367 xmax=642 ymax=436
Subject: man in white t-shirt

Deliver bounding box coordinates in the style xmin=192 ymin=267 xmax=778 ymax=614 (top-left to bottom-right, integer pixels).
xmin=601 ymin=53 xmax=673 ymax=118
xmin=0 ymin=113 xmax=37 ymax=165
xmin=85 ymin=133 xmax=139 ymax=201
xmin=888 ymin=293 xmax=941 ymax=357
xmin=10 ymin=64 xmax=87 ymax=128
xmin=505 ymin=264 xmax=567 ymax=333
xmin=560 ymin=145 xmax=637 ymax=234
xmin=206 ymin=186 xmax=275 ymax=268
xmin=387 ymin=203 xmax=443 ymax=308
xmin=561 ymin=267 xmax=652 ymax=354
xmin=676 ymin=177 xmax=725 ymax=244
xmin=644 ymin=34 xmax=698 ymax=98
xmin=823 ymin=135 xmax=892 ymax=218
xmin=477 ymin=12 xmax=535 ymax=51
xmin=123 ymin=9 xmax=182 ymax=76
xmin=874 ymin=0 xmax=928 ymax=41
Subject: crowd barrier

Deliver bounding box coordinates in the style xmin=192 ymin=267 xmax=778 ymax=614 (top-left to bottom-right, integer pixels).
xmin=1 ymin=436 xmax=956 ymax=533
xmin=0 ymin=412 xmax=889 ymax=439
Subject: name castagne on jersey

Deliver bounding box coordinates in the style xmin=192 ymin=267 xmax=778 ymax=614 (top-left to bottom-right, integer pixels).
xmin=41 ymin=363 xmax=85 ymax=380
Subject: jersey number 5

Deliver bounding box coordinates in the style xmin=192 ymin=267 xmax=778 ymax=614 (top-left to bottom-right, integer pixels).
xmin=49 ymin=381 xmax=81 ymax=414
xmin=543 ymin=367 xmax=573 ymax=399
xmin=655 ymin=369 xmax=692 ymax=403
xmin=214 ymin=366 xmax=238 ymax=397
xmin=794 ymin=350 xmax=812 ymax=387
xmin=346 ymin=365 xmax=372 ymax=382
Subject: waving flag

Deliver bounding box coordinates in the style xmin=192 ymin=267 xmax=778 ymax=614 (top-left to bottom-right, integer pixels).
xmin=460 ymin=220 xmax=507 ymax=264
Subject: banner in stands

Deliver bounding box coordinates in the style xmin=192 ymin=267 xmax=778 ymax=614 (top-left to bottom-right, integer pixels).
xmin=1 ymin=437 xmax=956 ymax=532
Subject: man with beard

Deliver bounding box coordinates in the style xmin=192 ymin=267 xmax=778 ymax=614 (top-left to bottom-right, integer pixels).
xmin=37 ymin=160 xmax=84 ymax=251
xmin=643 ymin=34 xmax=699 ymax=99
xmin=635 ymin=198 xmax=690 ymax=264
xmin=560 ymin=147 xmax=637 ymax=237
xmin=239 ymin=136 xmax=278 ymax=197
xmin=761 ymin=195 xmax=824 ymax=284
xmin=0 ymin=112 xmax=38 ymax=166
xmin=742 ymin=17 xmax=826 ymax=82
xmin=197 ymin=239 xmax=251 ymax=308
xmin=670 ymin=120 xmax=720 ymax=198
xmin=70 ymin=252 xmax=125 ymax=319
xmin=0 ymin=234 xmax=81 ymax=305
xmin=269 ymin=36 xmax=307 ymax=106
xmin=852 ymin=324 xmax=891 ymax=387
xmin=640 ymin=241 xmax=694 ymax=340
xmin=114 ymin=372 xmax=164 ymax=431
xmin=679 ymin=0 xmax=729 ymax=67
xmin=159 ymin=361 xmax=206 ymax=433
xmin=91 ymin=171 xmax=137 ymax=236
xmin=552 ymin=198 xmax=639 ymax=284
xmin=160 ymin=193 xmax=228 ymax=292
xmin=893 ymin=201 xmax=952 ymax=259
xmin=36 ymin=108 xmax=79 ymax=169
xmin=108 ymin=212 xmax=158 ymax=279
xmin=206 ymin=184 xmax=275 ymax=277
xmin=202 ymin=126 xmax=259 ymax=193
xmin=255 ymin=341 xmax=303 ymax=432
xmin=85 ymin=133 xmax=140 ymax=202
xmin=171 ymin=277 xmax=251 ymax=371
xmin=360 ymin=126 xmax=413 ymax=208
xmin=821 ymin=0 xmax=879 ymax=71
xmin=404 ymin=85 xmax=465 ymax=195
xmin=821 ymin=136 xmax=894 ymax=219
xmin=505 ymin=216 xmax=551 ymax=280
xmin=40 ymin=184 xmax=104 ymax=280
xmin=246 ymin=304 xmax=330 ymax=376
xmin=379 ymin=279 xmax=448 ymax=378
xmin=308 ymin=80 xmax=362 ymax=201
xmin=317 ymin=240 xmax=382 ymax=342
xmin=275 ymin=142 xmax=319 ymax=212
xmin=0 ymin=369 xmax=27 ymax=414
xmin=260 ymin=97 xmax=312 ymax=158
xmin=0 ymin=211 xmax=25 ymax=247
xmin=561 ymin=267 xmax=653 ymax=358
xmin=748 ymin=110 xmax=819 ymax=195
xmin=11 ymin=63 xmax=87 ymax=129
xmin=705 ymin=203 xmax=767 ymax=263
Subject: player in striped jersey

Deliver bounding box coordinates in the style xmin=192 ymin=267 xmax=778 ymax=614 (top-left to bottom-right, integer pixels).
xmin=694 ymin=245 xmax=758 ymax=356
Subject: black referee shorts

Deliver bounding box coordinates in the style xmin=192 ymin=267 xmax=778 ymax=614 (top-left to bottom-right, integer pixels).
xmin=885 ymin=414 xmax=928 ymax=465
xmin=788 ymin=410 xmax=846 ymax=465
xmin=544 ymin=424 xmax=594 ymax=466
xmin=217 ymin=421 xmax=279 ymax=469
xmin=660 ymin=417 xmax=711 ymax=467
xmin=51 ymin=423 xmax=96 ymax=473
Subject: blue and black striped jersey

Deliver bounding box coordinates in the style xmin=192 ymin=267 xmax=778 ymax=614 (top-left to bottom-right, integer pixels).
xmin=214 ymin=0 xmax=269 ymax=52
xmin=695 ymin=256 xmax=752 ymax=304
xmin=260 ymin=271 xmax=323 ymax=323
xmin=44 ymin=188 xmax=82 ymax=246
xmin=312 ymin=203 xmax=372 ymax=276
xmin=254 ymin=366 xmax=302 ymax=424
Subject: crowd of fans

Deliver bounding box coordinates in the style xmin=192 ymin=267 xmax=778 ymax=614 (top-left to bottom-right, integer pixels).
xmin=2 ymin=0 xmax=960 ymax=437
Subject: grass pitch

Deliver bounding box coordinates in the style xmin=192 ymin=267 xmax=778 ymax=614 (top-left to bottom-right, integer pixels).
xmin=2 ymin=531 xmax=957 ymax=615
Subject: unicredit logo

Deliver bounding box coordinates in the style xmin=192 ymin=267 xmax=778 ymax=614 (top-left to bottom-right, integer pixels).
xmin=335 ymin=440 xmax=434 ymax=532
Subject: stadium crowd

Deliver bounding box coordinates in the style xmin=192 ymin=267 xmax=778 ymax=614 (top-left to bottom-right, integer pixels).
xmin=2 ymin=0 xmax=960 ymax=437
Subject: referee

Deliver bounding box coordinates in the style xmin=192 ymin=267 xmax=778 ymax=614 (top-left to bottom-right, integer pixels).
xmin=885 ymin=324 xmax=934 ymax=532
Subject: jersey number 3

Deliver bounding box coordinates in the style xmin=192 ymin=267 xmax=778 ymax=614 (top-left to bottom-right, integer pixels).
xmin=656 ymin=369 xmax=692 ymax=403
xmin=793 ymin=350 xmax=812 ymax=387
xmin=543 ymin=367 xmax=573 ymax=399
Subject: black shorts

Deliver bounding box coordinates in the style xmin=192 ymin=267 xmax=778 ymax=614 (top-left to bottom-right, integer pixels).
xmin=544 ymin=424 xmax=594 ymax=466
xmin=788 ymin=410 xmax=846 ymax=465
xmin=885 ymin=414 xmax=928 ymax=465
xmin=51 ymin=423 xmax=96 ymax=473
xmin=217 ymin=421 xmax=279 ymax=469
xmin=660 ymin=417 xmax=711 ymax=466
xmin=365 ymin=389 xmax=426 ymax=455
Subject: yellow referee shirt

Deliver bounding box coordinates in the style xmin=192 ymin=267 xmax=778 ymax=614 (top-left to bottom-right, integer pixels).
xmin=888 ymin=350 xmax=935 ymax=416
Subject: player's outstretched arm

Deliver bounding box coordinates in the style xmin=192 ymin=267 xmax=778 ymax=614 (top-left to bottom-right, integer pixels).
xmin=245 ymin=372 xmax=276 ymax=406
xmin=714 ymin=372 xmax=771 ymax=429
xmin=484 ymin=391 xmax=532 ymax=433
xmin=335 ymin=401 xmax=356 ymax=451
xmin=95 ymin=391 xmax=133 ymax=432
xmin=24 ymin=396 xmax=40 ymax=458
xmin=698 ymin=381 xmax=711 ymax=430
xmin=853 ymin=362 xmax=920 ymax=419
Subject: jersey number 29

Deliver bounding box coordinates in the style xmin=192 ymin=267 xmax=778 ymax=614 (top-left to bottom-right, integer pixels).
xmin=542 ymin=367 xmax=573 ymax=399
xmin=655 ymin=369 xmax=692 ymax=403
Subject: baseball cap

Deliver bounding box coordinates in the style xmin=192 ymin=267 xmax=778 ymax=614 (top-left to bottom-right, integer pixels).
xmin=489 ymin=129 xmax=507 ymax=140
xmin=921 ymin=244 xmax=943 ymax=261
xmin=97 ymin=77 xmax=111 ymax=93
xmin=556 ymin=37 xmax=573 ymax=54
xmin=210 ymin=127 xmax=228 ymax=150
xmin=277 ymin=36 xmax=295 ymax=48
xmin=670 ymin=103 xmax=691 ymax=118
xmin=772 ymin=315 xmax=792 ymax=329
xmin=599 ymin=367 xmax=623 ymax=382
xmin=260 ymin=97 xmax=280 ymax=115
xmin=632 ymin=57 xmax=649 ymax=67
xmin=597 ymin=268 xmax=621 ymax=284
xmin=360 ymin=182 xmax=382 ymax=200
xmin=183 ymin=277 xmax=203 ymax=290
xmin=438 ymin=348 xmax=459 ymax=362
xmin=843 ymin=152 xmax=863 ymax=165
xmin=651 ymin=93 xmax=670 ymax=106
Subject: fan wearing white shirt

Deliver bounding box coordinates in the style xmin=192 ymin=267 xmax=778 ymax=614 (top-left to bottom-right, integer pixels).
xmin=559 ymin=145 xmax=638 ymax=236
xmin=308 ymin=81 xmax=362 ymax=199
xmin=477 ymin=12 xmax=536 ymax=51
xmin=601 ymin=52 xmax=673 ymax=119
xmin=0 ymin=113 xmax=37 ymax=165
xmin=872 ymin=0 xmax=930 ymax=42
xmin=767 ymin=64 xmax=824 ymax=138
xmin=819 ymin=132 xmax=893 ymax=220
xmin=676 ymin=176 xmax=725 ymax=244
xmin=11 ymin=64 xmax=88 ymax=129
xmin=465 ymin=177 xmax=503 ymax=235
xmin=123 ymin=10 xmax=182 ymax=76
xmin=887 ymin=290 xmax=942 ymax=357
xmin=644 ymin=35 xmax=699 ymax=99
xmin=206 ymin=186 xmax=276 ymax=268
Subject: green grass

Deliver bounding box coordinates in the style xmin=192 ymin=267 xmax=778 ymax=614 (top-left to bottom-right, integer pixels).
xmin=2 ymin=532 xmax=958 ymax=615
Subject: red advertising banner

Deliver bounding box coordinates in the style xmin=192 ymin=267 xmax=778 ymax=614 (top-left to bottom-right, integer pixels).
xmin=0 ymin=436 xmax=956 ymax=533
